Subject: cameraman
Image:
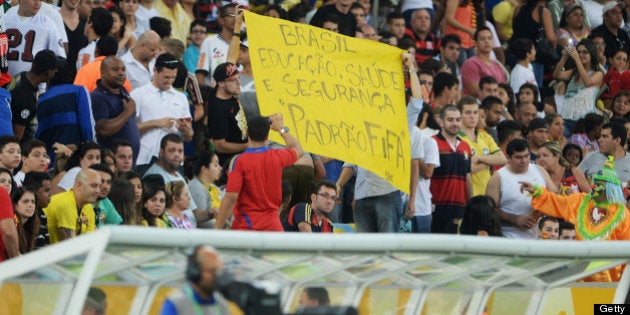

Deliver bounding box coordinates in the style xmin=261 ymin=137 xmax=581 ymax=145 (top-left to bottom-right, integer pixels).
xmin=161 ymin=246 xmax=230 ymax=315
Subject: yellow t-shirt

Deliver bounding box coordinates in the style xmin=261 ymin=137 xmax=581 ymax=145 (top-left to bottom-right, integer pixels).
xmin=153 ymin=0 xmax=193 ymax=44
xmin=459 ymin=130 xmax=501 ymax=196
xmin=44 ymin=190 xmax=96 ymax=244
xmin=492 ymin=1 xmax=516 ymax=40
xmin=208 ymin=183 xmax=222 ymax=209
xmin=140 ymin=217 xmax=170 ymax=228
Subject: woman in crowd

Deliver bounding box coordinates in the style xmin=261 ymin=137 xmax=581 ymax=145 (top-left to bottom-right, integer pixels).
xmin=553 ymin=39 xmax=604 ymax=136
xmin=444 ymin=0 xmax=485 ymax=65
xmin=101 ymin=149 xmax=117 ymax=176
xmin=164 ymin=181 xmax=195 ymax=229
xmin=545 ymin=113 xmax=568 ymax=149
xmin=120 ymin=0 xmax=149 ymax=39
xmin=611 ymin=90 xmax=630 ymax=120
xmin=119 ymin=171 xmax=144 ymax=223
xmin=556 ymin=4 xmax=589 ymax=48
xmin=568 ymin=113 xmax=604 ymax=157
xmin=459 ymin=195 xmax=502 ymax=237
xmin=109 ymin=6 xmax=135 ymax=56
xmin=562 ymin=144 xmax=583 ymax=168
xmin=140 ymin=182 xmax=169 ymax=228
xmin=109 ymin=177 xmax=137 ymax=225
xmin=497 ymin=83 xmax=516 ymax=120
xmin=0 ymin=168 xmax=14 ymax=194
xmin=536 ymin=142 xmax=590 ymax=195
xmin=12 ymin=188 xmax=39 ymax=254
xmin=186 ymin=150 xmax=223 ymax=227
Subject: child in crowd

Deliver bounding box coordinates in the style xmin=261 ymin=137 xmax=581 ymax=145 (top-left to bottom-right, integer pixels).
xmin=538 ymin=216 xmax=560 ymax=239
xmin=601 ymin=49 xmax=630 ymax=107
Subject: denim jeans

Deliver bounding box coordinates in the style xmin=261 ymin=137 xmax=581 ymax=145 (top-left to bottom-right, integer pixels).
xmin=411 ymin=215 xmax=432 ymax=233
xmin=354 ymin=191 xmax=401 ymax=233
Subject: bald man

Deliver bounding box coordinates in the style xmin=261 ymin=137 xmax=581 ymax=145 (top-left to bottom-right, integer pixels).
xmin=121 ymin=30 xmax=161 ymax=89
xmin=91 ymin=56 xmax=141 ymax=164
xmin=161 ymin=246 xmax=230 ymax=314
xmin=44 ymin=169 xmax=101 ymax=243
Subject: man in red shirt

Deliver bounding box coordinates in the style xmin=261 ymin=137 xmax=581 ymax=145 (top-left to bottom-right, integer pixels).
xmin=215 ymin=113 xmax=304 ymax=231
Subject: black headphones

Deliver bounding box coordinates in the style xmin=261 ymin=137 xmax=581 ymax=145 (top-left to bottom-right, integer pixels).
xmin=186 ymin=246 xmax=203 ymax=283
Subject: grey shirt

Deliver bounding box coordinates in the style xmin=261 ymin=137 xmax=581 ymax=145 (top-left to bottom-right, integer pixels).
xmin=578 ymin=151 xmax=630 ymax=184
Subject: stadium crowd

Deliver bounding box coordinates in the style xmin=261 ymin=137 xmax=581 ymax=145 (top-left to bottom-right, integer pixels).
xmin=0 ymin=0 xmax=630 ymax=269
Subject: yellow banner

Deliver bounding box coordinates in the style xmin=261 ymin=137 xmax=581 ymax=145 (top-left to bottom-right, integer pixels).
xmin=245 ymin=11 xmax=410 ymax=193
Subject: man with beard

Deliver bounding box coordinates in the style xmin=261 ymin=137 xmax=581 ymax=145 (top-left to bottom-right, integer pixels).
xmin=89 ymin=164 xmax=122 ymax=227
xmin=144 ymin=134 xmax=198 ymax=226
xmin=45 ymin=168 xmax=101 ymax=243
xmin=283 ymin=180 xmax=337 ymax=233
xmin=481 ymin=96 xmax=504 ymax=143
xmin=430 ymin=105 xmax=472 ymax=233
xmin=161 ymin=245 xmax=229 ymax=314
xmin=91 ymin=55 xmax=140 ymax=165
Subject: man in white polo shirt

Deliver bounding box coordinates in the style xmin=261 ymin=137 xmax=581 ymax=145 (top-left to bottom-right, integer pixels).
xmin=131 ymin=53 xmax=193 ymax=166
xmin=121 ymin=30 xmax=160 ymax=89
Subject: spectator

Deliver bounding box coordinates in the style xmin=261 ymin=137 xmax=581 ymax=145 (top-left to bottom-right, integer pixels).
xmin=196 ymin=3 xmax=239 ymax=85
xmin=101 ymin=148 xmax=117 ymax=175
xmin=23 ymin=172 xmax=52 ymax=249
xmin=509 ymin=38 xmax=537 ymax=98
xmin=497 ymin=83 xmax=516 ymax=120
xmin=45 ymin=168 xmax=101 ymax=244
xmin=563 ymin=143 xmax=584 ymax=167
xmin=481 ymin=96 xmax=504 ymax=143
xmin=164 ymin=181 xmax=195 ymax=229
xmin=431 ymin=72 xmax=459 ymax=110
xmin=545 ymin=113 xmax=568 ymax=149
xmin=591 ymin=1 xmax=630 ymax=59
xmin=36 ymin=71 xmax=96 ymax=164
xmin=139 ymin=178 xmax=168 ymax=227
xmin=109 ymin=6 xmax=135 ymax=56
xmin=559 ymin=221 xmax=577 ymax=239
xmin=59 ymin=0 xmax=89 ymax=82
xmin=537 ymin=141 xmax=591 ymax=195
xmin=0 ymin=186 xmax=18 ymax=262
xmin=554 ymin=39 xmax=604 ymax=133
xmin=444 ymin=0 xmax=485 ymax=65
xmin=118 ymin=171 xmax=143 ymax=224
xmin=51 ymin=142 xmax=101 ymax=195
xmin=434 ymin=34 xmax=462 ymax=83
xmin=461 ymin=27 xmax=506 ymax=98
xmin=492 ymin=0 xmax=522 ymax=42
xmin=121 ymin=0 xmax=150 ymax=40
xmin=153 ymin=0 xmax=191 ymax=43
xmin=214 ymin=114 xmax=303 ymax=231
xmin=112 ymin=140 xmax=135 ymax=173
xmin=511 ymin=0 xmax=556 ymax=87
xmin=161 ymin=245 xmax=229 ymax=314
xmin=149 ymin=16 xmax=172 ymax=39
xmin=588 ymin=33 xmax=608 ymax=70
xmin=91 ymin=55 xmax=140 ymax=163
xmin=568 ymin=113 xmax=605 ymax=157
xmin=186 ymin=150 xmax=222 ymax=228
xmin=299 ymin=287 xmax=330 ymax=307
xmin=77 ymin=8 xmax=114 ymax=70
xmin=0 ymin=168 xmax=14 ymax=194
xmin=602 ymin=51 xmax=630 ymax=104
xmin=514 ymin=102 xmax=538 ymax=132
xmin=612 ymin=91 xmax=630 ymax=121
xmin=283 ymin=180 xmax=336 ymax=233
xmin=538 ymin=216 xmax=560 ymax=239
xmin=75 ymin=36 xmax=134 ymax=92
xmin=430 ymin=105 xmax=472 ymax=233
xmin=137 ymin=0 xmax=159 ymax=22
xmin=350 ymin=3 xmax=367 ymax=27
xmin=0 ymin=136 xmax=21 ymax=173
xmin=478 ymin=76 xmax=499 ymax=103
xmin=121 ymin=30 xmax=160 ymax=89
xmin=459 ymin=195 xmax=503 ymax=236
xmin=5 ymin=0 xmax=66 ymax=77
xmin=403 ymin=8 xmax=437 ymax=64
xmin=556 ymin=4 xmax=590 ymax=48
xmin=132 ymin=53 xmax=193 ymax=166
xmin=9 ymin=50 xmax=65 ymax=141
xmin=310 ymin=0 xmax=357 ymax=37
xmin=90 ymin=163 xmax=123 ymax=227
xmin=183 ymin=20 xmax=207 ymax=74
xmin=457 ymin=96 xmax=506 ymax=196
xmin=108 ymin=177 xmax=136 ymax=225
xmin=381 ymin=13 xmax=406 ymax=46
xmin=486 ymin=138 xmax=555 ymax=239
xmin=14 ymin=139 xmax=48 ymax=187
xmin=579 ymin=122 xmax=630 ymax=182
xmin=527 ymin=118 xmax=550 ymax=160
xmin=12 ymin=187 xmax=38 ymax=254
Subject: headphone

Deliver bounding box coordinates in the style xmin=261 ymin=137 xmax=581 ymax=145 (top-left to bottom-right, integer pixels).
xmin=186 ymin=246 xmax=203 ymax=283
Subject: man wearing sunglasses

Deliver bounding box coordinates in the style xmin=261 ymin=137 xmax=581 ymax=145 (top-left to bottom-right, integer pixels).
xmin=196 ymin=3 xmax=239 ymax=86
xmin=283 ymin=180 xmax=337 ymax=233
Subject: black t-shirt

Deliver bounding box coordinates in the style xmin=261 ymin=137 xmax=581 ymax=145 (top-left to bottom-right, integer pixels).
xmin=64 ymin=17 xmax=88 ymax=82
xmin=207 ymin=94 xmax=248 ymax=165
xmin=309 ymin=4 xmax=357 ymax=37
xmin=7 ymin=72 xmax=37 ymax=141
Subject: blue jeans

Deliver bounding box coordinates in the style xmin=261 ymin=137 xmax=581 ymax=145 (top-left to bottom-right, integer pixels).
xmin=411 ymin=215 xmax=432 ymax=233
xmin=354 ymin=191 xmax=401 ymax=233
